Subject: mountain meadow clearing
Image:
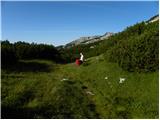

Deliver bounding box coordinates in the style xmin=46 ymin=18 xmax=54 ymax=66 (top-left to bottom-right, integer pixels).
xmin=1 ymin=55 xmax=158 ymax=118
xmin=1 ymin=18 xmax=159 ymax=118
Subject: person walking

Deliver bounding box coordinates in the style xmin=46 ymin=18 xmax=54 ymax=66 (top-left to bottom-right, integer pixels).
xmin=79 ymin=52 xmax=84 ymax=64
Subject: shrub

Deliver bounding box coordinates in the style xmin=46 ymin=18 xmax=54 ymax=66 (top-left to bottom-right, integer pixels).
xmin=105 ymin=21 xmax=159 ymax=72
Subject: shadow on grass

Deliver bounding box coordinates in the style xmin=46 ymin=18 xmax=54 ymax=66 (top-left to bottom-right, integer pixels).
xmin=2 ymin=107 xmax=37 ymax=119
xmin=2 ymin=87 xmax=36 ymax=118
xmin=106 ymin=96 xmax=135 ymax=119
xmin=2 ymin=80 xmax=100 ymax=119
xmin=44 ymin=80 xmax=100 ymax=119
xmin=2 ymin=61 xmax=52 ymax=73
xmin=82 ymin=60 xmax=91 ymax=66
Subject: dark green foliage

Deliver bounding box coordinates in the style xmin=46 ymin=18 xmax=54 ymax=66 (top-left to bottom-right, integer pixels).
xmin=59 ymin=40 xmax=108 ymax=63
xmin=58 ymin=47 xmax=80 ymax=63
xmin=1 ymin=40 xmax=18 ymax=66
xmin=1 ymin=41 xmax=63 ymax=64
xmin=14 ymin=41 xmax=60 ymax=61
xmin=2 ymin=60 xmax=52 ymax=73
xmin=105 ymin=21 xmax=159 ymax=72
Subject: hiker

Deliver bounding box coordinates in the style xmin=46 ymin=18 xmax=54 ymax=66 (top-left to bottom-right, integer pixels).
xmin=79 ymin=52 xmax=84 ymax=64
xmin=75 ymin=52 xmax=84 ymax=65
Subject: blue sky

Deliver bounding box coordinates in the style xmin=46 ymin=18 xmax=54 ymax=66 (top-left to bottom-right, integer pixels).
xmin=2 ymin=1 xmax=159 ymax=46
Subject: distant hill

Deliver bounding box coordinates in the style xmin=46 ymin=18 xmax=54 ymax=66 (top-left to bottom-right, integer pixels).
xmin=57 ymin=14 xmax=159 ymax=69
xmin=64 ymin=32 xmax=114 ymax=48
xmin=62 ymin=15 xmax=159 ymax=49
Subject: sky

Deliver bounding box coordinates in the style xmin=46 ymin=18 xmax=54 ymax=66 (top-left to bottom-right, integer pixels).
xmin=1 ymin=1 xmax=159 ymax=46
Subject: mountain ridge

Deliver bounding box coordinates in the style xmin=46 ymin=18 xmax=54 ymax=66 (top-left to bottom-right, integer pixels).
xmin=56 ymin=14 xmax=159 ymax=50
xmin=65 ymin=32 xmax=114 ymax=48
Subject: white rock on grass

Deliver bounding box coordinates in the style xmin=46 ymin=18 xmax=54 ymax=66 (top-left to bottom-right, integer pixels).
xmin=105 ymin=77 xmax=108 ymax=80
xmin=90 ymin=46 xmax=95 ymax=49
xmin=119 ymin=78 xmax=126 ymax=83
xmin=61 ymin=78 xmax=68 ymax=81
xmin=86 ymin=91 xmax=95 ymax=96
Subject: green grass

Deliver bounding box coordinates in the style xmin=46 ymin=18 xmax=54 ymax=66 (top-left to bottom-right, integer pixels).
xmin=1 ymin=56 xmax=159 ymax=118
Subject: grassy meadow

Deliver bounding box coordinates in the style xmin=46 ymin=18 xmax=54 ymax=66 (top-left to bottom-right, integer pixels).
xmin=1 ymin=54 xmax=158 ymax=118
xmin=1 ymin=1 xmax=159 ymax=119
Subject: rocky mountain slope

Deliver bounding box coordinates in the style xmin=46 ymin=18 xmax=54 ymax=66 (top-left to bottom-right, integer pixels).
xmin=65 ymin=32 xmax=114 ymax=48
xmin=147 ymin=14 xmax=159 ymax=23
xmin=57 ymin=14 xmax=158 ymax=49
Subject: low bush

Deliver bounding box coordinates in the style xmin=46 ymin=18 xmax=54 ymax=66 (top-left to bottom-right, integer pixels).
xmin=105 ymin=21 xmax=158 ymax=72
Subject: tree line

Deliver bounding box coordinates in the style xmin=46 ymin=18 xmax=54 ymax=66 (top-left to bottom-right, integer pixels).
xmin=1 ymin=41 xmax=62 ymax=66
